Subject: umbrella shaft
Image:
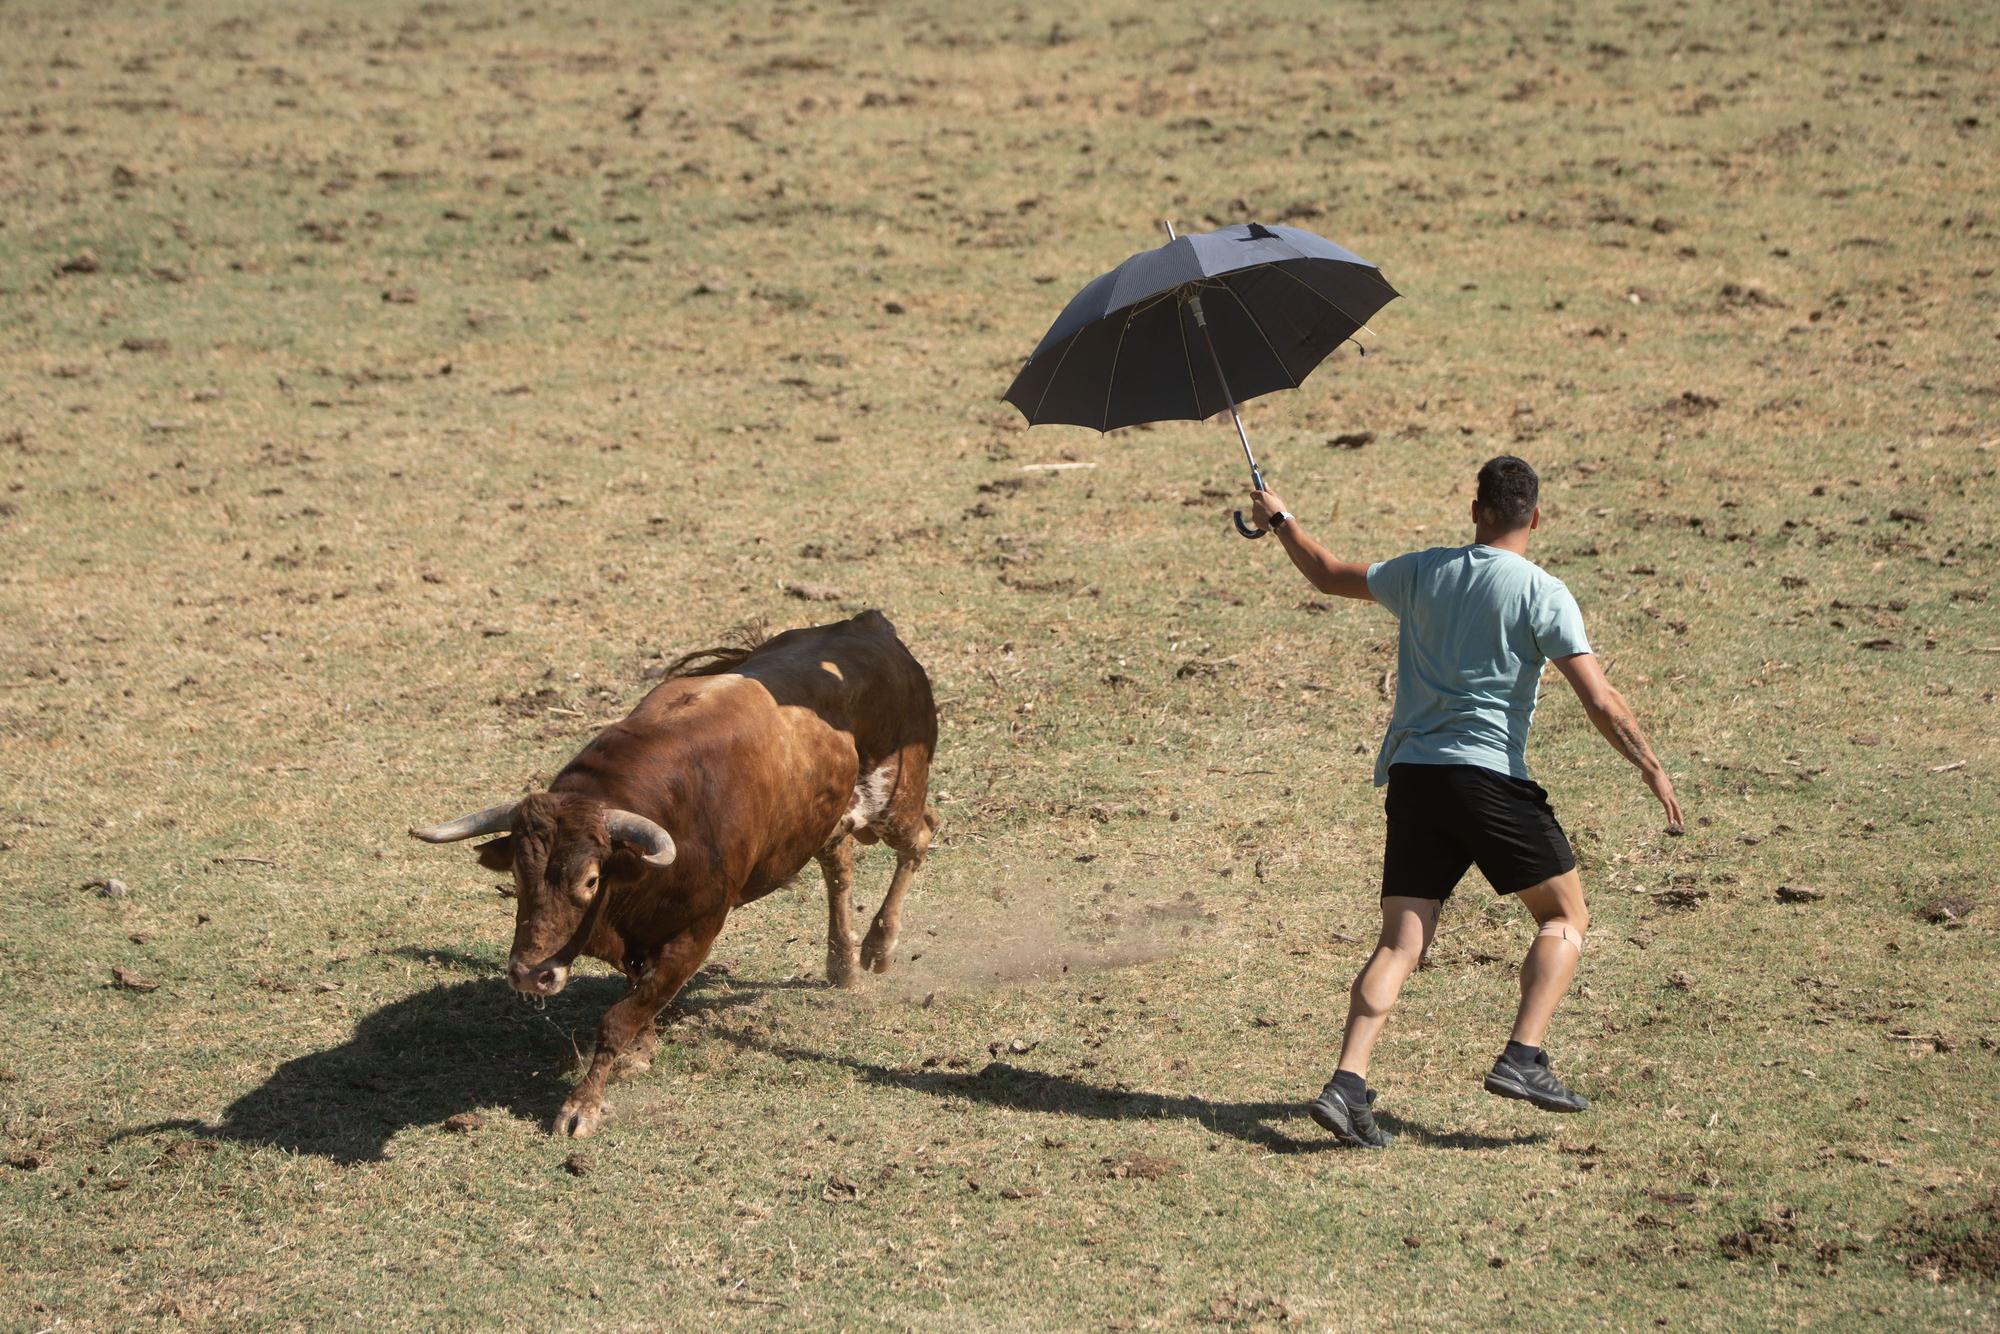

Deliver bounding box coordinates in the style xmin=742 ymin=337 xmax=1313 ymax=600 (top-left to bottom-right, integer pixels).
xmin=1188 ymin=294 xmax=1262 ymax=485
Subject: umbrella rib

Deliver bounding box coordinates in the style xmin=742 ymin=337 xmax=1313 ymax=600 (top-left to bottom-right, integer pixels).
xmin=1028 ymin=328 xmax=1085 ymax=423
xmin=1220 ymin=278 xmax=1299 ymax=389
xmin=1176 ymin=298 xmax=1202 ymax=419
xmin=1265 ymin=261 xmax=1375 ymax=334
xmin=1101 ymin=309 xmax=1133 ymax=432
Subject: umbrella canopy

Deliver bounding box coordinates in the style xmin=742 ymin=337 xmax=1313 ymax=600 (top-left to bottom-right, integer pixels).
xmin=1003 ymin=222 xmax=1399 ymax=433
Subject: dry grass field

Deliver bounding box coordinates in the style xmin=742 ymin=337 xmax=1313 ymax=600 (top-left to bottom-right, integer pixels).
xmin=2 ymin=0 xmax=1996 ymax=1327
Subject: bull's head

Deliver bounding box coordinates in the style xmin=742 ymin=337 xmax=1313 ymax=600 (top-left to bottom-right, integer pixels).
xmin=410 ymin=792 xmax=674 ymax=996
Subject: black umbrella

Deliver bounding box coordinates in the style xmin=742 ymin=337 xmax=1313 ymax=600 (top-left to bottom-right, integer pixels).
xmin=1004 ymin=221 xmax=1398 ymax=537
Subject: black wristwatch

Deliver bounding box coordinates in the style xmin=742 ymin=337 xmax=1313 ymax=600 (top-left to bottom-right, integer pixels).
xmin=1269 ymin=510 xmax=1293 ymax=530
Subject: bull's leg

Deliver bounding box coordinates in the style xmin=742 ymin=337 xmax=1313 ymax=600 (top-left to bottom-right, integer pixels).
xmin=860 ymin=808 xmax=936 ymax=974
xmin=818 ymin=837 xmax=862 ymax=989
xmin=556 ymin=912 xmax=725 ymax=1139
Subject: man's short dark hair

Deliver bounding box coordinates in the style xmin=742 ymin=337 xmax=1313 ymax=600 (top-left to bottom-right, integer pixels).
xmin=1476 ymin=456 xmax=1539 ymax=529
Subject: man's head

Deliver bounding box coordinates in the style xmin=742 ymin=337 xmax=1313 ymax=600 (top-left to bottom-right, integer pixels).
xmin=1473 ymin=455 xmax=1540 ymax=538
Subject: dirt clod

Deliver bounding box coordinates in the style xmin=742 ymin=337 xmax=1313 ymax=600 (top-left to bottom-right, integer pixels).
xmin=1894 ymin=1193 xmax=2000 ymax=1283
xmin=443 ymin=1112 xmax=484 ymax=1134
xmin=1104 ymin=1153 xmax=1181 ymax=1181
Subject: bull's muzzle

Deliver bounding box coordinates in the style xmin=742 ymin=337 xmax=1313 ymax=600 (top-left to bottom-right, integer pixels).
xmin=508 ymin=957 xmax=571 ymax=996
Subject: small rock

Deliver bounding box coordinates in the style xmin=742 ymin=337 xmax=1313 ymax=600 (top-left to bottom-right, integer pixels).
xmin=89 ymin=877 xmax=128 ymax=899
xmin=443 ymin=1112 xmax=484 ymax=1134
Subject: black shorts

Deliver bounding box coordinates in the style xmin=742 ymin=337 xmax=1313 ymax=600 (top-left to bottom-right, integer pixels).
xmin=1382 ymin=762 xmax=1576 ymax=901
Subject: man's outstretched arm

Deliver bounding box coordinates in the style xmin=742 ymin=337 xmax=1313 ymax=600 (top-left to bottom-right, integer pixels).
xmin=1250 ymin=489 xmax=1374 ymax=601
xmin=1552 ymin=652 xmax=1685 ymax=834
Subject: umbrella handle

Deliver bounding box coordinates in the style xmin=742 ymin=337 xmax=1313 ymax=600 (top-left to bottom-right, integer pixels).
xmin=1235 ymin=463 xmax=1268 ymax=539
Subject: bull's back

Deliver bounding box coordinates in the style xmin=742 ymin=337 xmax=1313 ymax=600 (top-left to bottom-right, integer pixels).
xmin=562 ymin=612 xmax=934 ymax=895
xmin=735 ymin=611 xmax=935 ymax=772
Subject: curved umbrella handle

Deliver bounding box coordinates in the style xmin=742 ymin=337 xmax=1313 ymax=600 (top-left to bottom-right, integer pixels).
xmin=1234 ymin=510 xmax=1268 ymax=539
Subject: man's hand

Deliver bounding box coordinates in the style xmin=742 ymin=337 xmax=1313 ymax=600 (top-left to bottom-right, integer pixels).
xmin=1648 ymin=768 xmax=1685 ymax=836
xmin=1250 ymin=488 xmax=1290 ymax=528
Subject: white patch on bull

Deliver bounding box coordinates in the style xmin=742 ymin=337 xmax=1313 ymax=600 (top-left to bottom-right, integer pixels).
xmin=840 ymin=761 xmax=895 ymax=836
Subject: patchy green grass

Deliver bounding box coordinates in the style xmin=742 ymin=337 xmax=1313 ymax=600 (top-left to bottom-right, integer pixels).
xmin=1 ymin=0 xmax=1995 ymax=1327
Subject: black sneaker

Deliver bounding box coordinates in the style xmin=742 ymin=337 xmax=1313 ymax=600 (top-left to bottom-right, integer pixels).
xmin=1306 ymin=1081 xmax=1395 ymax=1148
xmin=1484 ymin=1048 xmax=1590 ymax=1113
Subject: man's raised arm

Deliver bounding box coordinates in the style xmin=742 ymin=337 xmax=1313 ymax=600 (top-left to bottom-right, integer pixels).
xmin=1250 ymin=489 xmax=1374 ymax=602
xmin=1551 ymin=652 xmax=1685 ymax=835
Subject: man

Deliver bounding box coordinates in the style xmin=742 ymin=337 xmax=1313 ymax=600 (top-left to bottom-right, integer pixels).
xmin=1249 ymin=456 xmax=1682 ymax=1149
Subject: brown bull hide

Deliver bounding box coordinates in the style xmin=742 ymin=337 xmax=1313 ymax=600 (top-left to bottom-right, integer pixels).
xmin=411 ymin=610 xmax=938 ymax=1137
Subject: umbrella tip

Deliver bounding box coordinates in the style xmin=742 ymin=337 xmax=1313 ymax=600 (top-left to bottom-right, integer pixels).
xmin=1244 ymin=222 xmax=1278 ymax=240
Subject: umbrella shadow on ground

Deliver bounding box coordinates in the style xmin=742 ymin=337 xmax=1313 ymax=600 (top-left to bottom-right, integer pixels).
xmin=706 ymin=1027 xmax=1543 ymax=1155
xmin=119 ymin=963 xmax=778 ymax=1165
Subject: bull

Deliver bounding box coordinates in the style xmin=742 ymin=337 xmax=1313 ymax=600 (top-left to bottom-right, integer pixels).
xmin=411 ymin=610 xmax=938 ymax=1137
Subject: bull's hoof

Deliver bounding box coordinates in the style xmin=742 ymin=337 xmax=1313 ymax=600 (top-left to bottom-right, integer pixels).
xmin=613 ymin=1030 xmax=659 ymax=1076
xmin=555 ymin=1098 xmax=603 ymax=1139
xmin=827 ymin=947 xmax=861 ymax=989
xmin=859 ymin=932 xmax=897 ymax=974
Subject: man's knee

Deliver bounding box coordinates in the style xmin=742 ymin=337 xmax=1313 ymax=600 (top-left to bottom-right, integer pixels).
xmin=1536 ymin=916 xmax=1586 ymax=951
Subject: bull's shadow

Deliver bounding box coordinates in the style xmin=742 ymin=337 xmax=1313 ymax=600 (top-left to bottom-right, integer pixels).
xmin=144 ymin=961 xmax=767 ymax=1165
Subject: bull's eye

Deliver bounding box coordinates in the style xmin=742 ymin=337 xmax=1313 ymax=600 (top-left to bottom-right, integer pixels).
xmin=584 ymin=874 xmax=599 ymax=891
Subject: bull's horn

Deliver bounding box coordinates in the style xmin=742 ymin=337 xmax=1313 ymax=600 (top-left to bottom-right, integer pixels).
xmin=604 ymin=809 xmax=676 ymax=867
xmin=410 ymin=802 xmax=519 ymax=844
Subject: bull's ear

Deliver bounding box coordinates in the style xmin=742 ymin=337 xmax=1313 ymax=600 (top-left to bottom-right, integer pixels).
xmin=474 ymin=836 xmax=517 ymax=872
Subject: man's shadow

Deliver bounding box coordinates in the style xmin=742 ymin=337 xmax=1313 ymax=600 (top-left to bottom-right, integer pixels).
xmin=128 ymin=954 xmax=1540 ymax=1162
xmin=701 ymin=1025 xmax=1542 ymax=1155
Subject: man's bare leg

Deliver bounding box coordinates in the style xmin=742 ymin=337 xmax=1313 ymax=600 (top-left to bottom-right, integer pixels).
xmin=1485 ymin=869 xmax=1592 ymax=1112
xmin=1308 ymin=896 xmax=1438 ymax=1147
xmin=1336 ymin=896 xmax=1440 ymax=1078
xmin=1509 ymin=869 xmax=1589 ymax=1046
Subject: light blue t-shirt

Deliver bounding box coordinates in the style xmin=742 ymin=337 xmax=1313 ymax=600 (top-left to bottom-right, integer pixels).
xmin=1365 ymin=544 xmax=1591 ymax=786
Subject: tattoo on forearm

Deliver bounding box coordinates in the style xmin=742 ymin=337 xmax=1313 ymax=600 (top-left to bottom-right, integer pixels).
xmin=1608 ymin=711 xmax=1658 ymax=770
